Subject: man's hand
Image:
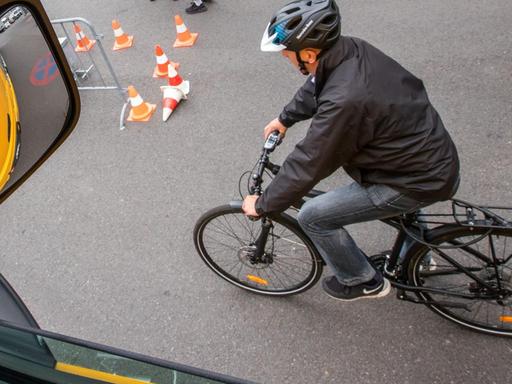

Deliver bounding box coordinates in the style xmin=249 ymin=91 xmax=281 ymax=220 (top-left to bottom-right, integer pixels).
xmin=263 ymin=118 xmax=287 ymax=140
xmin=242 ymin=195 xmax=260 ymax=218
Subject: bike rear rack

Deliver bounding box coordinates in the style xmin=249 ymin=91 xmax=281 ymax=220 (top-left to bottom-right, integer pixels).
xmin=451 ymin=199 xmax=512 ymax=229
xmin=408 ymin=198 xmax=512 ymax=230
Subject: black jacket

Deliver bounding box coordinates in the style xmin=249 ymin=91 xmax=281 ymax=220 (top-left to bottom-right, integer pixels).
xmin=256 ymin=36 xmax=459 ymax=214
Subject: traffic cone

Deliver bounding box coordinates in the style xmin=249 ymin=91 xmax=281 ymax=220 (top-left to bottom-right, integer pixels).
xmin=153 ymin=44 xmax=179 ymax=78
xmin=166 ymin=64 xmax=190 ymax=96
xmin=74 ymin=24 xmax=96 ymax=52
xmin=127 ymin=85 xmax=156 ymax=122
xmin=160 ymin=86 xmax=185 ymax=121
xmin=112 ymin=20 xmax=134 ymax=51
xmin=173 ymin=15 xmax=198 ymax=48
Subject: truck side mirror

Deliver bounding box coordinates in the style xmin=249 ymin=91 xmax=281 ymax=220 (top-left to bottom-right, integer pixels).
xmin=0 ymin=0 xmax=80 ymax=203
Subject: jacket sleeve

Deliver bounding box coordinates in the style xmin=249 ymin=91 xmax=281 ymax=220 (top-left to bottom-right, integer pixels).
xmin=256 ymin=98 xmax=365 ymax=214
xmin=278 ymin=76 xmax=318 ymax=128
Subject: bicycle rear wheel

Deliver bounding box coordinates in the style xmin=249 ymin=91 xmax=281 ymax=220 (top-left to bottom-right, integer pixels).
xmin=193 ymin=204 xmax=323 ymax=296
xmin=406 ymin=226 xmax=512 ymax=336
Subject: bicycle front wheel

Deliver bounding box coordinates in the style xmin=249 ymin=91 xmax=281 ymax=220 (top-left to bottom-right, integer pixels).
xmin=193 ymin=204 xmax=323 ymax=296
xmin=406 ymin=226 xmax=512 ymax=336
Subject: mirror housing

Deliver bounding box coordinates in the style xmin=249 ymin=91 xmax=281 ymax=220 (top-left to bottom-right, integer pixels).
xmin=0 ymin=0 xmax=80 ymax=204
xmin=0 ymin=0 xmax=79 ymax=326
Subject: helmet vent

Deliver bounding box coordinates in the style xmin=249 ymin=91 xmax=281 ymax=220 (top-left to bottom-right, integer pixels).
xmin=321 ymin=14 xmax=337 ymax=25
xmin=286 ymin=16 xmax=302 ymax=30
xmin=284 ymin=7 xmax=301 ymax=14
xmin=308 ymin=29 xmax=322 ymax=39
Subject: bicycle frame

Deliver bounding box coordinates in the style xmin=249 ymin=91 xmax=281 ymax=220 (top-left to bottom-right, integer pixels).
xmin=243 ymin=132 xmax=512 ymax=309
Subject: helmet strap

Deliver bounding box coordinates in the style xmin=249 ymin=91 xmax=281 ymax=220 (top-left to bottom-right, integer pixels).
xmin=295 ymin=51 xmax=310 ymax=76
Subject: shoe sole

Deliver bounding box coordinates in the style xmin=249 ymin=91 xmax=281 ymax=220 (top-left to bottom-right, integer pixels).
xmin=323 ymin=279 xmax=392 ymax=302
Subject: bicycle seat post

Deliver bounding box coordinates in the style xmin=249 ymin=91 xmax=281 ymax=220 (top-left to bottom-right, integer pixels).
xmin=385 ymin=229 xmax=408 ymax=276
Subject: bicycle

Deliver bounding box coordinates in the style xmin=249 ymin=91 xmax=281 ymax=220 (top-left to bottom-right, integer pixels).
xmin=193 ymin=132 xmax=512 ymax=337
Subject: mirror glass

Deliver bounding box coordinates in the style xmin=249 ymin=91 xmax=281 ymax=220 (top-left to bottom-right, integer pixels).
xmin=0 ymin=322 xmax=233 ymax=384
xmin=0 ymin=4 xmax=69 ymax=194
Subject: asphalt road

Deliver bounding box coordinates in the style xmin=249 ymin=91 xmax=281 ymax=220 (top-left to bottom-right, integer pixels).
xmin=1 ymin=0 xmax=512 ymax=383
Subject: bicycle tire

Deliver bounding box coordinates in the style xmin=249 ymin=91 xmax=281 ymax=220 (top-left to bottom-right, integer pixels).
xmin=405 ymin=225 xmax=512 ymax=336
xmin=193 ymin=204 xmax=323 ymax=296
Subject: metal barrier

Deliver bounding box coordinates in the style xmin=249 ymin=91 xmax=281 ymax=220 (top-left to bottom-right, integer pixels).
xmin=51 ymin=17 xmax=129 ymax=130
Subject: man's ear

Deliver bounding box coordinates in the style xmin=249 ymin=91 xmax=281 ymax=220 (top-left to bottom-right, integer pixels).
xmin=299 ymin=48 xmax=320 ymax=64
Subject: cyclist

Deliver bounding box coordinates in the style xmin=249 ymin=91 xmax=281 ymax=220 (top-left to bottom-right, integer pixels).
xmin=242 ymin=0 xmax=460 ymax=301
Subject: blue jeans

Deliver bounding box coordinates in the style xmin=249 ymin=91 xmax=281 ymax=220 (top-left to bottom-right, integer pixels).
xmin=297 ymin=183 xmax=428 ymax=286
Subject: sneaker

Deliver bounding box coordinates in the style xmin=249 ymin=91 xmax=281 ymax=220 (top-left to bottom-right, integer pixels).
xmin=322 ymin=275 xmax=391 ymax=301
xmin=186 ymin=2 xmax=207 ymax=13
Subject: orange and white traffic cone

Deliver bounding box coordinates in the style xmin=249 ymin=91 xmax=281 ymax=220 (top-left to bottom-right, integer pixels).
xmin=112 ymin=20 xmax=134 ymax=51
xmin=173 ymin=15 xmax=198 ymax=48
xmin=127 ymin=85 xmax=156 ymax=122
xmin=160 ymin=86 xmax=185 ymax=121
xmin=153 ymin=44 xmax=179 ymax=78
xmin=74 ymin=24 xmax=96 ymax=52
xmin=166 ymin=64 xmax=190 ymax=96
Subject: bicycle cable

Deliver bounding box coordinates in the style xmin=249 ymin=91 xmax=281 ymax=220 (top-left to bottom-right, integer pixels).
xmin=239 ymin=161 xmax=276 ymax=199
xmin=238 ymin=170 xmax=253 ymax=199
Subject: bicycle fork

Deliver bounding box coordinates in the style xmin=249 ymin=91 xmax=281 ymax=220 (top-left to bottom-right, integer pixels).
xmin=250 ymin=218 xmax=273 ymax=264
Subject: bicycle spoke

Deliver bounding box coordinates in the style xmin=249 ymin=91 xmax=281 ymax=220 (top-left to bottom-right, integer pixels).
xmin=221 ymin=215 xmax=248 ymax=246
xmin=222 ymin=260 xmax=244 ymax=274
xmin=272 ymin=257 xmax=311 ymax=274
xmin=470 ymin=300 xmax=485 ymax=322
xmin=232 ymin=213 xmax=257 ymax=242
xmin=203 ymin=233 xmax=241 ymax=253
xmin=270 ymin=262 xmax=303 ymax=285
xmin=272 ymin=234 xmax=307 ymax=248
xmin=264 ymin=266 xmax=288 ymax=289
xmin=271 ymin=250 xmax=312 ymax=262
xmin=209 ymin=220 xmax=246 ymax=246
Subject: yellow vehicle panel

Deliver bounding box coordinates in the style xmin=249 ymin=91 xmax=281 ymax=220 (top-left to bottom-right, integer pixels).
xmin=0 ymin=57 xmax=20 ymax=190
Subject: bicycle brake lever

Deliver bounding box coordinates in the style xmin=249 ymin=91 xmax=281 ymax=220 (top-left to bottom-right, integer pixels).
xmin=266 ymin=161 xmax=281 ymax=175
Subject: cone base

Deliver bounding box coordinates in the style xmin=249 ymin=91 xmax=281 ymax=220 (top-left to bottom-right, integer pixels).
xmin=127 ymin=103 xmax=156 ymax=122
xmin=113 ymin=35 xmax=134 ymax=51
xmin=176 ymin=81 xmax=190 ymax=97
xmin=75 ymin=39 xmax=96 ymax=52
xmin=153 ymin=61 xmax=180 ymax=78
xmin=173 ymin=32 xmax=198 ymax=48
